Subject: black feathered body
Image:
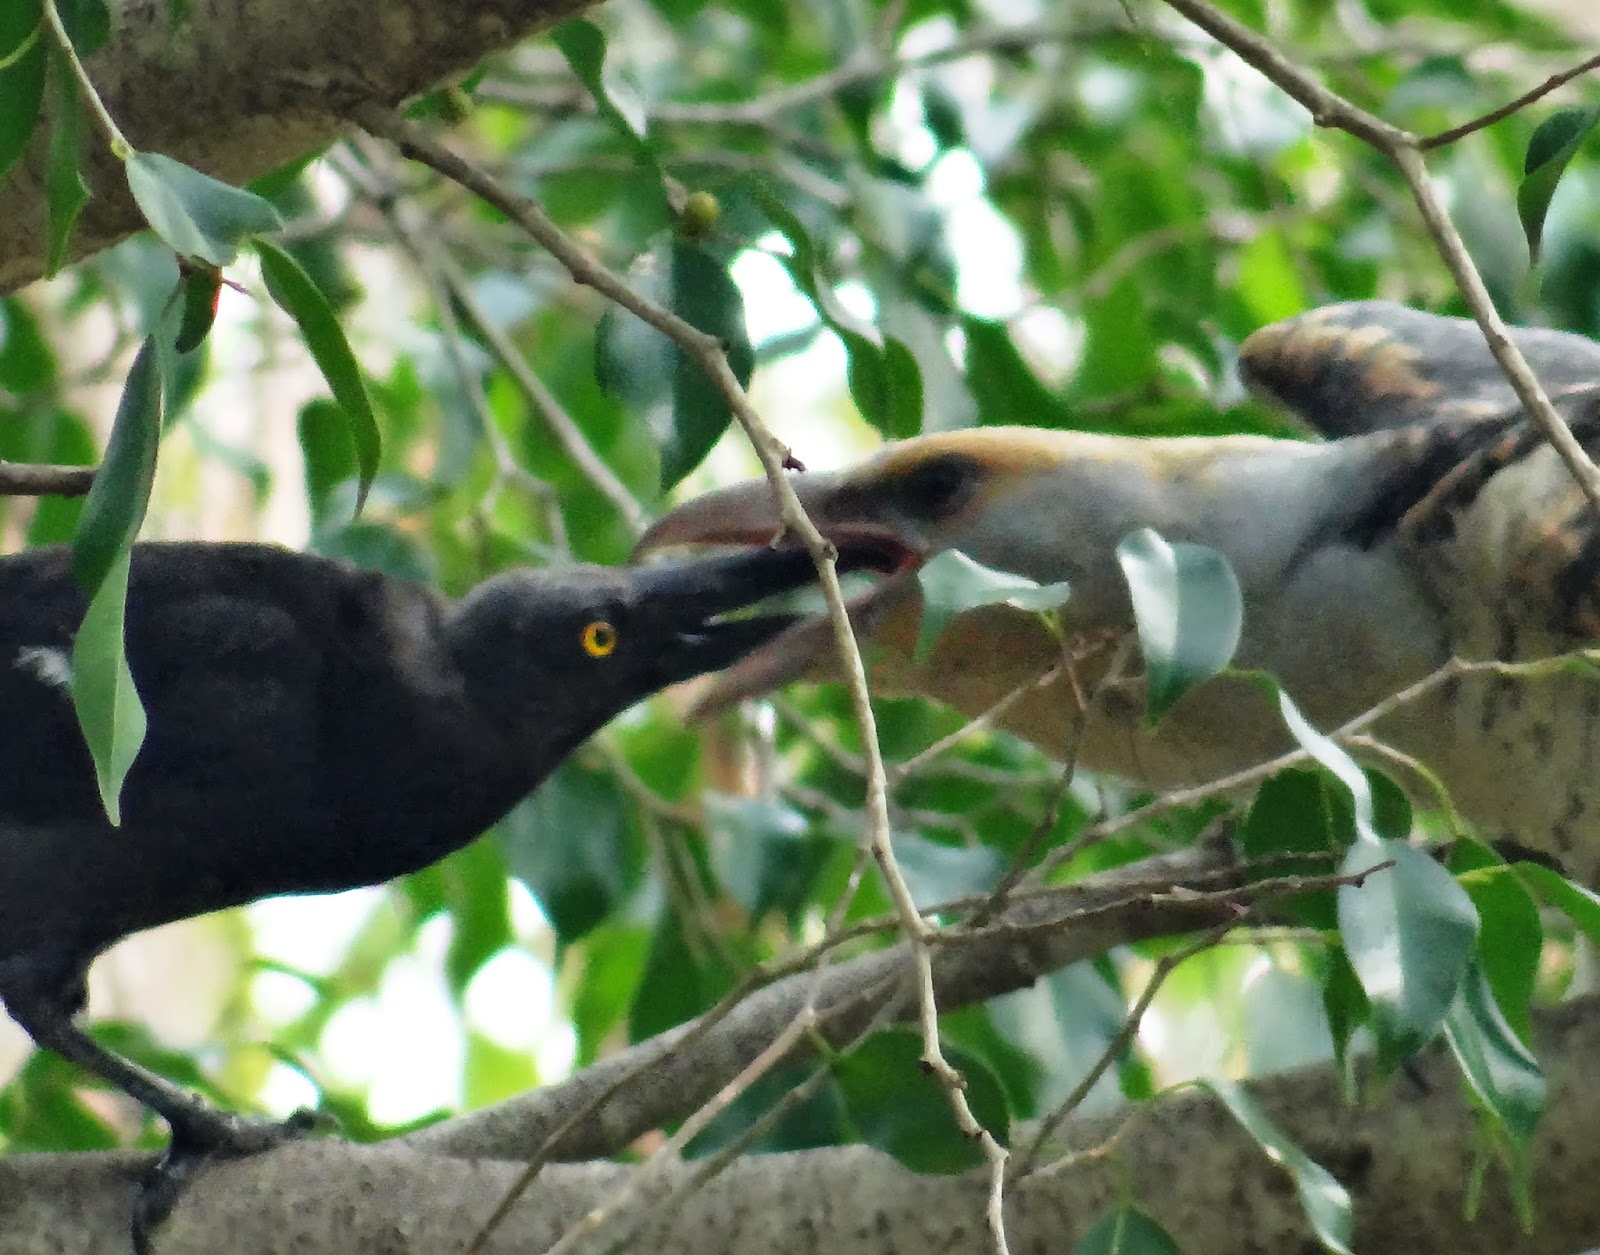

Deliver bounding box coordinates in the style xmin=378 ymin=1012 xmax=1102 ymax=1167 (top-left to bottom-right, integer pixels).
xmin=0 ymin=543 xmax=535 ymax=966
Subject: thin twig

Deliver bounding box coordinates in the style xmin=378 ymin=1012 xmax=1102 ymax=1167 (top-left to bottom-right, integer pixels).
xmin=1159 ymin=0 xmax=1600 ymax=519
xmin=1422 ymin=52 xmax=1600 ymax=150
xmin=1039 ymin=650 xmax=1600 ymax=879
xmin=351 ymin=100 xmax=938 ymax=1249
xmin=1016 ymin=922 xmax=1235 ymax=1176
xmin=434 ymin=253 xmax=651 ymax=537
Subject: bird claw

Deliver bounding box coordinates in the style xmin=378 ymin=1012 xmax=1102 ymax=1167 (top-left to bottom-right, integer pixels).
xmin=132 ymin=1107 xmax=334 ymax=1255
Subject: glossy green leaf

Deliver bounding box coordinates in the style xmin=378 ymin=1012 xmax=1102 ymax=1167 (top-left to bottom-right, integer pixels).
xmin=704 ymin=793 xmax=818 ymax=918
xmin=629 ymin=905 xmax=738 ymax=1042
xmin=594 ymin=240 xmax=753 ymax=490
xmin=962 ymin=315 xmax=1069 ymax=426
xmin=70 ymin=546 xmax=147 ymax=826
xmin=1275 ymin=687 xmax=1379 ymax=845
xmin=1072 ymin=1206 xmax=1180 ymax=1255
xmin=257 ymin=238 xmax=380 ymax=510
xmin=1443 ymin=962 xmax=1546 ymax=1153
xmin=1204 ymin=1079 xmax=1353 ymax=1255
xmin=67 ymin=340 xmax=163 ymax=823
xmin=835 ymin=1029 xmax=1010 ymax=1174
xmin=1517 ymin=863 xmax=1600 ymax=952
xmin=0 ymin=0 xmax=45 ymax=182
xmin=497 ymin=760 xmax=640 ymax=944
xmin=1116 ymin=529 xmax=1242 ymax=721
xmin=570 ymin=921 xmax=650 ymax=1068
xmin=753 ymin=187 xmax=922 ymax=437
xmin=1518 ymin=106 xmax=1600 ymax=265
xmin=1451 ymin=852 xmax=1540 ymax=1041
xmin=125 ymin=150 xmax=283 ymax=267
xmin=56 ymin=0 xmax=110 ymax=53
xmin=684 ymin=1064 xmax=848 ymax=1158
xmin=914 ymin=548 xmax=1070 ymax=662
xmin=44 ymin=64 xmax=89 ymax=277
xmin=71 ymin=338 xmax=162 ymax=595
xmin=1240 ymin=769 xmax=1343 ymax=927
xmin=440 ymin=839 xmax=514 ymax=995
xmin=1338 ymin=839 xmax=1478 ymax=1068
xmin=553 ymin=19 xmax=652 ymax=158
xmin=297 ymin=397 xmax=358 ymax=531
xmin=877 ymin=336 xmax=924 ymax=438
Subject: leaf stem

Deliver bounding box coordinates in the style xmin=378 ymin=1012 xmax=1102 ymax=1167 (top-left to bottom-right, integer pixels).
xmin=41 ymin=0 xmax=131 ymax=158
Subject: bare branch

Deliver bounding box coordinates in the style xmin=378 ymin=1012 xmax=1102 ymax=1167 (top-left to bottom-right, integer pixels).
xmin=0 ymin=460 xmax=96 ymax=497
xmin=1422 ymin=53 xmax=1600 ymax=150
xmin=1158 ymin=0 xmax=1600 ymax=519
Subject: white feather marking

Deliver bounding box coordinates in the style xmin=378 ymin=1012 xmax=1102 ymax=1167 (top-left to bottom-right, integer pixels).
xmin=14 ymin=645 xmax=74 ymax=690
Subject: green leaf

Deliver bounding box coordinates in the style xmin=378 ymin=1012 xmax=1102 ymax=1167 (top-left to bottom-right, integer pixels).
xmin=1517 ymin=106 xmax=1600 ymax=265
xmin=44 ymin=62 xmax=89 ymax=277
xmin=1072 ymin=1206 xmax=1181 ymax=1255
xmin=703 ymin=794 xmax=816 ymax=917
xmin=752 ymin=186 xmax=923 ymax=437
xmin=257 ymin=238 xmax=381 ymax=511
xmin=914 ymin=548 xmax=1070 ymax=662
xmin=1443 ymin=962 xmax=1546 ymax=1153
xmin=1517 ymin=863 xmax=1600 ymax=952
xmin=71 ymin=338 xmax=162 ymax=595
xmin=962 ymin=315 xmax=1069 ymax=426
xmin=67 ymin=339 xmax=162 ymax=824
xmin=629 ymin=904 xmax=736 ymax=1041
xmin=496 ymin=761 xmax=641 ymax=944
xmin=56 ymin=0 xmax=109 ymax=53
xmin=1116 ymin=529 xmax=1242 ymax=721
xmin=439 ymin=839 xmax=513 ymax=995
xmin=553 ymin=19 xmax=652 ymax=158
xmin=0 ymin=0 xmax=46 ymax=182
xmin=1203 ymin=1079 xmax=1353 ymax=1255
xmin=570 ymin=921 xmax=650 ymax=1068
xmin=125 ymin=150 xmax=283 ymax=267
xmin=684 ymin=1065 xmax=848 ymax=1158
xmin=1239 ymin=769 xmax=1343 ymax=927
xmin=1452 ymin=853 xmax=1540 ymax=1041
xmin=297 ymin=397 xmax=358 ymax=531
xmin=1338 ymin=839 xmax=1478 ymax=1068
xmin=1274 ymin=687 xmax=1379 ymax=845
xmin=70 ymin=546 xmax=147 ymax=826
xmin=834 ymin=1030 xmax=1009 ymax=1174
xmin=594 ymin=240 xmax=753 ymax=490
xmin=878 ymin=336 xmax=924 ymax=438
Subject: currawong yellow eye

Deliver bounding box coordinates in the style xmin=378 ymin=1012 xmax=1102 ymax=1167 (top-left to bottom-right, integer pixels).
xmin=581 ymin=620 xmax=618 ymax=658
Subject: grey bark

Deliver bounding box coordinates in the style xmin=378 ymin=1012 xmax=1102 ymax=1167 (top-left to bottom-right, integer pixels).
xmin=3 ymin=995 xmax=1598 ymax=1255
xmin=0 ymin=0 xmax=594 ymax=294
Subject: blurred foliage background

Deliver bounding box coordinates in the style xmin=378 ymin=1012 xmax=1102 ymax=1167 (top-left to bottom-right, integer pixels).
xmin=3 ymin=0 xmax=1600 ymax=1242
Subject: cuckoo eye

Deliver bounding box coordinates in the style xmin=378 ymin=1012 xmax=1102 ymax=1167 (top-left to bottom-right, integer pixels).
xmin=901 ymin=452 xmax=981 ymax=520
xmin=581 ymin=621 xmax=618 ymax=657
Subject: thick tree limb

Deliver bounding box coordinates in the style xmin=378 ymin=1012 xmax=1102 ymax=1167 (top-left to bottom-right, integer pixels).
xmin=0 ymin=0 xmax=595 ymax=294
xmin=5 ymin=995 xmax=1599 ymax=1255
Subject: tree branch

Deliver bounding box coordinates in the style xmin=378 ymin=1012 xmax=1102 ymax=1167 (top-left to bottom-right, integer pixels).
xmin=0 ymin=0 xmax=596 ymax=293
xmin=0 ymin=460 xmax=95 ymax=497
xmin=1158 ymin=0 xmax=1600 ymax=520
xmin=7 ymin=994 xmax=1600 ymax=1254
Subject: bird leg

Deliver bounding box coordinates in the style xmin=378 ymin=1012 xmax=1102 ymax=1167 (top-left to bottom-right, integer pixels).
xmin=1 ymin=961 xmax=329 ymax=1252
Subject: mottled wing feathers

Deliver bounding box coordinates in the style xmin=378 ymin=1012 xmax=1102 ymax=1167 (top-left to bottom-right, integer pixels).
xmin=1240 ymin=301 xmax=1600 ymax=438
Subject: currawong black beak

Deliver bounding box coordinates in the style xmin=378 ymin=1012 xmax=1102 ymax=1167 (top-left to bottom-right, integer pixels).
xmin=627 ymin=542 xmax=882 ymax=683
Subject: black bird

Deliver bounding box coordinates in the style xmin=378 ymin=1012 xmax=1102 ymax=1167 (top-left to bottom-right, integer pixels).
xmin=0 ymin=538 xmax=838 ymax=1232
